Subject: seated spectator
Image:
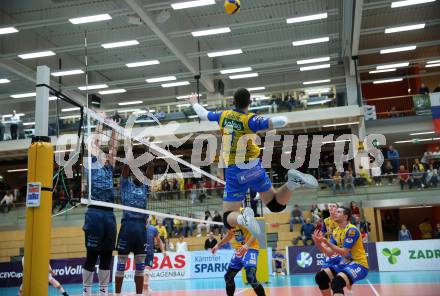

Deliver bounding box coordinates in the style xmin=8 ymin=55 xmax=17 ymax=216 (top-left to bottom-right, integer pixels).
xmin=156 ymin=221 xmax=168 ymax=243
xmin=0 ymin=190 xmax=14 ymax=213
xmin=149 ymin=215 xmax=157 ymax=226
xmin=433 ymin=223 xmax=440 ymax=239
xmin=426 ymin=164 xmax=438 ymax=188
xmin=197 ymin=210 xmax=212 ymax=237
xmin=418 ymin=83 xmax=430 ymax=95
xmin=272 ymin=248 xmax=286 ymax=276
xmin=412 ymin=167 xmax=424 ymax=189
xmin=293 ymin=218 xmax=314 ymax=246
xmin=289 ymin=205 xmax=303 ymax=232
xmin=182 ymin=213 xmax=196 ymax=237
xmin=398 ymin=224 xmax=412 ymax=241
xmin=389 ymin=106 xmax=399 ymax=118
xmin=310 ymin=204 xmax=321 ymax=223
xmin=398 ymin=165 xmax=412 ymax=190
xmin=165 ymin=238 xmax=174 ymax=251
xmin=190 ymin=183 xmax=198 ymax=204
xmin=358 ymin=166 xmax=372 ymax=185
xmin=173 ymin=214 xmax=183 ymax=236
xmin=383 ymin=160 xmax=394 ymax=184
xmin=332 ymin=172 xmax=343 ymax=194
xmin=343 ymin=168 xmax=355 ymax=194
xmin=371 ymin=165 xmax=382 ymax=186
xmin=419 ymin=218 xmax=432 ymax=239
xmin=353 ymin=215 xmax=370 ymax=233
xmin=204 ymin=232 xmax=217 ymax=250
xmin=176 ymin=236 xmax=188 ymax=253
xmin=211 ymin=210 xmax=222 ymax=234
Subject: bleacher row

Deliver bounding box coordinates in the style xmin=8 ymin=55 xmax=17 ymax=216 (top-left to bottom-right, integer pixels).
xmin=0 ymin=211 xmax=312 ymax=263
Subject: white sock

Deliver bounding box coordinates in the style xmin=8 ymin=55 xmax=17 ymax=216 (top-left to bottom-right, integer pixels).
xmin=98 ymin=269 xmax=110 ymax=296
xmin=82 ymin=269 xmax=94 ymax=296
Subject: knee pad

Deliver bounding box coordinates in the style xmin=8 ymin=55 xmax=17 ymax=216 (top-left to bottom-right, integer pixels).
xmin=331 ymin=275 xmax=347 ymax=294
xmin=83 ymin=250 xmax=99 ymax=272
xmin=99 ymin=250 xmax=113 ymax=270
xmin=266 ymin=197 xmax=286 ymax=212
xmin=116 ymin=255 xmax=128 ymax=278
xmin=245 ymin=267 xmax=260 ymax=288
xmin=315 ymin=270 xmax=331 ymax=290
xmin=223 ymin=211 xmax=233 ymax=229
xmin=134 ymin=254 xmax=146 ymax=276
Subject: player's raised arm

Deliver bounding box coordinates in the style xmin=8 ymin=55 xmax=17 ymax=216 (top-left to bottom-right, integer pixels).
xmin=185 ymin=93 xmax=222 ymax=122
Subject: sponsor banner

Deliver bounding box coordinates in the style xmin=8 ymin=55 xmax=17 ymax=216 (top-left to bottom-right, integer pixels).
xmin=376 ymin=239 xmax=440 ymax=272
xmin=190 ymin=250 xmax=241 ymax=279
xmin=112 ymin=252 xmax=190 ymax=282
xmin=287 ymin=243 xmax=378 ymax=274
xmin=0 ymin=258 xmax=90 ymax=287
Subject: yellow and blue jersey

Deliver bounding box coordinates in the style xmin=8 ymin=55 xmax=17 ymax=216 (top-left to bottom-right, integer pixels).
xmin=208 ymin=109 xmax=269 ymax=166
xmin=230 ymin=225 xmax=259 ymax=251
xmin=322 ymin=217 xmax=338 ymax=240
xmin=330 ymin=224 xmax=368 ymax=268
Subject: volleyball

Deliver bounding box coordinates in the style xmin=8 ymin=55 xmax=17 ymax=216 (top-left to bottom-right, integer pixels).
xmin=224 ymin=0 xmax=241 ymax=15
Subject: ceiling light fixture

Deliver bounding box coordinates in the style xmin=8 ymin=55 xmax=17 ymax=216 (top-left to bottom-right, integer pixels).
xmin=191 ymin=27 xmax=231 ymax=37
xmin=292 ymin=37 xmax=329 ymax=46
xmin=207 ymin=49 xmax=243 ymax=57
xmin=69 ymin=14 xmax=112 ymax=24
xmin=385 ymin=23 xmax=425 ymax=33
xmin=286 ymin=13 xmax=328 ymax=24
xmin=18 ymin=51 xmax=55 ymax=59
xmin=101 ymin=40 xmax=139 ymax=49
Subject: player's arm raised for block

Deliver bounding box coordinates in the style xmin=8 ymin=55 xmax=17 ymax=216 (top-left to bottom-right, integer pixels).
xmin=212 ymin=229 xmax=235 ymax=254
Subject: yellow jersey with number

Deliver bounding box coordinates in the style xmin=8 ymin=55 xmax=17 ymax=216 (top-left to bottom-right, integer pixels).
xmin=330 ymin=223 xmax=368 ymax=268
xmin=219 ymin=110 xmax=261 ymax=166
xmin=230 ymin=225 xmax=259 ymax=250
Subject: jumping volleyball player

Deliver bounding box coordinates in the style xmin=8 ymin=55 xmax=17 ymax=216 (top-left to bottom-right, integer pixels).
xmin=313 ymin=207 xmax=369 ymax=296
xmin=115 ymin=163 xmax=152 ymax=296
xmin=144 ymin=221 xmax=166 ymax=295
xmin=186 ymin=89 xmax=318 ymax=241
xmin=211 ymin=223 xmax=265 ymax=296
xmin=19 ymin=256 xmax=69 ymax=296
xmin=82 ymin=117 xmax=118 ymax=296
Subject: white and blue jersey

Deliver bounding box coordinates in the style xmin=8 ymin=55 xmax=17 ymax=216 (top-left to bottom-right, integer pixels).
xmin=90 ymin=156 xmax=114 ymax=203
xmin=120 ymin=176 xmax=148 ymax=221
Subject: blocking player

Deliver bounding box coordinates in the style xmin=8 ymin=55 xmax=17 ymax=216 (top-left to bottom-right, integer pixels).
xmin=143 ymin=221 xmax=166 ymax=295
xmin=313 ymin=207 xmax=369 ymax=296
xmin=186 ymin=89 xmax=318 ymax=242
xmin=211 ymin=223 xmax=265 ymax=296
xmin=82 ymin=117 xmax=118 ymax=296
xmin=115 ymin=163 xmax=152 ymax=296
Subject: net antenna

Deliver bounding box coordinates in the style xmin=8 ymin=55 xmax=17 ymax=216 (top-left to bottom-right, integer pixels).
xmin=84 ymin=29 xmax=93 ymax=206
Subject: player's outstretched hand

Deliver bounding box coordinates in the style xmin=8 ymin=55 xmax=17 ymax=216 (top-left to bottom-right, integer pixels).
xmin=211 ymin=245 xmax=219 ymax=255
xmin=236 ymin=244 xmax=249 ymax=257
xmin=184 ymin=93 xmax=199 ymax=105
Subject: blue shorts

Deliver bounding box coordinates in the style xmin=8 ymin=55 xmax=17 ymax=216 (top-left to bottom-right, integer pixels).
xmin=224 ymin=160 xmax=272 ymax=202
xmin=330 ymin=261 xmax=369 ymax=284
xmin=229 ymin=249 xmax=259 ymax=270
xmin=145 ymin=253 xmax=154 ymax=268
xmin=322 ymin=255 xmax=343 ymax=269
xmin=83 ymin=208 xmax=116 ymax=252
xmin=116 ymin=219 xmax=147 ymax=255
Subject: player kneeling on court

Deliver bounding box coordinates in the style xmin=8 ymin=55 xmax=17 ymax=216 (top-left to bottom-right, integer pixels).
xmin=313 ymin=207 xmax=369 ymax=296
xmin=115 ymin=163 xmax=151 ymax=296
xmin=211 ymin=224 xmax=266 ymax=296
